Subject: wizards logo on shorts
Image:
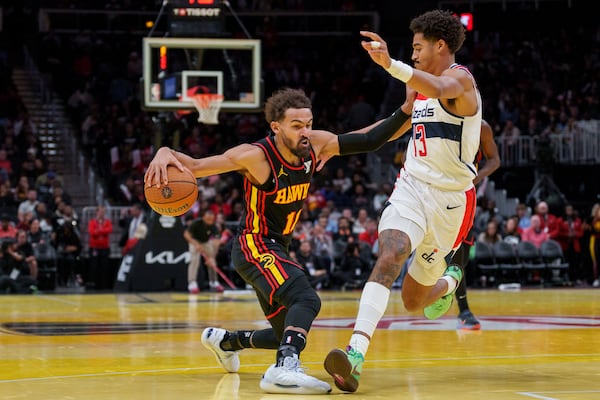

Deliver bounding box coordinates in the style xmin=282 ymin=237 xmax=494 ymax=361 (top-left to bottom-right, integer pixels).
xmin=421 ymin=249 xmax=438 ymax=263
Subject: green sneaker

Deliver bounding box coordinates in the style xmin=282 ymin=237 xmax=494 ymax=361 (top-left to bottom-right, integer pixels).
xmin=423 ymin=264 xmax=463 ymax=320
xmin=323 ymin=346 xmax=364 ymax=392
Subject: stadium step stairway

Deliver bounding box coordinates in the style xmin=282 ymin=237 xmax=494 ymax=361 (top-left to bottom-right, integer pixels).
xmin=11 ymin=67 xmax=101 ymax=215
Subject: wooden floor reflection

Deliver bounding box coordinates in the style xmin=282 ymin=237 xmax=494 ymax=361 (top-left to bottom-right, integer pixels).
xmin=1 ymin=288 xmax=600 ymax=399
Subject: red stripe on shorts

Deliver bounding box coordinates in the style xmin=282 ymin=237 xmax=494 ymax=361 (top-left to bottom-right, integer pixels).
xmin=452 ymin=187 xmax=477 ymax=248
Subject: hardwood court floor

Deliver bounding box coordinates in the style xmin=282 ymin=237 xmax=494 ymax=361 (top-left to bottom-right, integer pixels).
xmin=1 ymin=288 xmax=600 ymax=400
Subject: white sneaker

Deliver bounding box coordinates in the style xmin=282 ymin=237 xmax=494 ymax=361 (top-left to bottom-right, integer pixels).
xmin=593 ymin=279 xmax=600 ymax=288
xmin=188 ymin=281 xmax=199 ymax=294
xmin=201 ymin=327 xmax=241 ymax=373
xmin=259 ymin=354 xmax=331 ymax=394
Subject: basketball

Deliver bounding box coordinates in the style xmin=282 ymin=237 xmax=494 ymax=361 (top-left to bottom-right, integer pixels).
xmin=144 ymin=166 xmax=198 ymax=217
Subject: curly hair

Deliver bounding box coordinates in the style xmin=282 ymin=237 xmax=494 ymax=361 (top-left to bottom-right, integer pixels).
xmin=264 ymin=88 xmax=312 ymax=123
xmin=409 ymin=10 xmax=466 ymax=54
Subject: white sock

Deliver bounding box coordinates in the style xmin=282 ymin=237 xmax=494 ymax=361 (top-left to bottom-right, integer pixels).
xmin=349 ymin=282 xmax=390 ymax=356
xmin=442 ymin=275 xmax=458 ymax=296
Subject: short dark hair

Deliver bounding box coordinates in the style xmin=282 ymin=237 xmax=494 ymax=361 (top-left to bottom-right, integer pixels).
xmin=264 ymin=88 xmax=312 ymax=123
xmin=409 ymin=9 xmax=465 ymax=54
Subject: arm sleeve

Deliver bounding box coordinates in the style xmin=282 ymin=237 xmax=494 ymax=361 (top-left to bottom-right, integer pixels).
xmin=338 ymin=108 xmax=409 ymax=156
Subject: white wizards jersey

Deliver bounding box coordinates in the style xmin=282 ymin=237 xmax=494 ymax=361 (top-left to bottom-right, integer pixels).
xmin=403 ymin=63 xmax=482 ymax=191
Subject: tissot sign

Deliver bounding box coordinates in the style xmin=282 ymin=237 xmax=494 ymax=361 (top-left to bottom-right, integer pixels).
xmin=168 ymin=0 xmax=224 ymax=37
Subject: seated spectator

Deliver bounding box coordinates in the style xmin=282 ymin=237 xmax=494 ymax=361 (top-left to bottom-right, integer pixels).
xmin=28 ymin=218 xmax=51 ymax=247
xmin=0 ymin=238 xmax=37 ymax=293
xmin=0 ymin=213 xmax=17 ymax=239
xmin=322 ymin=200 xmax=341 ymax=235
xmin=516 ymin=202 xmax=531 ymax=230
xmin=0 ymin=182 xmax=17 ymax=212
xmin=34 ymin=203 xmax=56 ymax=237
xmin=198 ymin=178 xmax=216 ymax=203
xmin=15 ymin=229 xmax=38 ymax=280
xmin=55 ymin=203 xmax=79 ymax=231
xmin=330 ymin=183 xmax=353 ymax=209
xmin=333 ymin=216 xmax=355 ymax=242
xmin=16 ymin=210 xmax=34 ymax=232
xmin=17 ymin=189 xmax=39 ymax=224
xmin=372 ymin=183 xmax=392 ymax=214
xmin=314 ymin=213 xmax=333 ymax=238
xmin=311 ymin=223 xmax=334 ymax=271
xmin=208 ymin=193 xmax=232 ymax=219
xmin=352 ymin=208 xmax=369 ymax=236
xmin=502 ymin=216 xmax=522 ymax=246
xmin=349 ymin=183 xmax=372 ymax=214
xmin=0 ymin=149 xmax=12 ymax=182
xmin=535 ymin=201 xmax=562 ymax=239
xmin=478 ymin=220 xmax=502 ymax=246
xmin=294 ymin=240 xmax=329 ymax=290
xmin=331 ymin=242 xmax=371 ymax=290
xmin=53 ymin=222 xmax=83 ymax=287
xmin=34 ymin=170 xmax=62 ymax=204
xmin=521 ymin=214 xmax=550 ymax=248
xmin=332 ymin=167 xmax=352 ymax=193
xmin=14 ymin=176 xmax=31 ymax=203
xmin=332 ymin=216 xmax=356 ymax=265
xmin=20 ymin=147 xmax=46 ymax=183
xmin=306 ymin=184 xmax=327 ymax=220
xmin=358 ymin=218 xmax=378 ymax=247
xmin=474 ymin=198 xmax=504 ymax=234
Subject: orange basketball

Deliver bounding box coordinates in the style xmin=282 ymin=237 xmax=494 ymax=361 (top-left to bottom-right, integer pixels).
xmin=144 ymin=166 xmax=198 ymax=217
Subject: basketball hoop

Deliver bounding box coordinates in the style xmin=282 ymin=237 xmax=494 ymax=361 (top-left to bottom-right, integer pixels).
xmin=191 ymin=93 xmax=224 ymax=125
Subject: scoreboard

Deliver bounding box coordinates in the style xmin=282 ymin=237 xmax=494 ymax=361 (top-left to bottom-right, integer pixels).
xmin=168 ymin=0 xmax=225 ymax=37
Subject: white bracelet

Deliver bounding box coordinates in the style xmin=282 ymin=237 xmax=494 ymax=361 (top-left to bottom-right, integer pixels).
xmin=385 ymin=59 xmax=413 ymax=82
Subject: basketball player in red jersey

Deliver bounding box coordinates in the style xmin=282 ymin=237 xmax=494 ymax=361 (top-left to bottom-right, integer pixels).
xmin=309 ymin=10 xmax=484 ymax=392
xmin=145 ymin=87 xmax=413 ymax=394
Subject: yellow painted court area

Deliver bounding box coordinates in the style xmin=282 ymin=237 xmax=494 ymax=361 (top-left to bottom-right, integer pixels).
xmin=1 ymin=289 xmax=600 ymax=399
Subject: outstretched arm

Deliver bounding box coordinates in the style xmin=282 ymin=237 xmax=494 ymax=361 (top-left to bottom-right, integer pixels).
xmin=310 ymin=87 xmax=415 ymax=171
xmin=361 ymin=31 xmax=477 ymax=116
xmin=144 ymin=143 xmax=265 ymax=188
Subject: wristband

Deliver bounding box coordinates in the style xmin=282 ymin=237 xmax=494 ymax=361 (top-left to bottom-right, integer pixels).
xmin=386 ymin=59 xmax=414 ymax=82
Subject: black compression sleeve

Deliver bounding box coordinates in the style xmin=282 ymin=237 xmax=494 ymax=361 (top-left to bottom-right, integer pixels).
xmin=338 ymin=108 xmax=409 ymax=156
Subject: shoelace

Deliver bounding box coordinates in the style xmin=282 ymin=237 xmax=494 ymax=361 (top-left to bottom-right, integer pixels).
xmin=281 ymin=356 xmax=306 ymax=373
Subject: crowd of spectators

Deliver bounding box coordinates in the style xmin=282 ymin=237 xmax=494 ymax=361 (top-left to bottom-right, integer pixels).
xmin=0 ymin=41 xmax=85 ymax=291
xmin=0 ymin=1 xmax=598 ymax=292
xmin=472 ymin=199 xmax=600 ymax=288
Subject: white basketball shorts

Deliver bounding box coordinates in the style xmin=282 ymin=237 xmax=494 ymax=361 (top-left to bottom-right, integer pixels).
xmin=378 ymin=170 xmax=476 ymax=286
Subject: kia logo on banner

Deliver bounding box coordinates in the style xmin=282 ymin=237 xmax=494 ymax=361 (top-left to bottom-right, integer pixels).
xmin=145 ymin=251 xmax=190 ymax=265
xmin=114 ymin=211 xmax=189 ymax=292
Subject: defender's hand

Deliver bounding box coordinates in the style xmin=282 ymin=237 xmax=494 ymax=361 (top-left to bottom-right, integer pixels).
xmin=360 ymin=31 xmax=392 ymax=69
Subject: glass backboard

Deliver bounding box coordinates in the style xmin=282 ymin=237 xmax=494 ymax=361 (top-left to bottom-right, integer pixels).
xmin=142 ymin=37 xmax=261 ymax=112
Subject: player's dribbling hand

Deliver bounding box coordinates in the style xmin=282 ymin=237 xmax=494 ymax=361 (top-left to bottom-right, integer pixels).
xmin=144 ymin=147 xmax=185 ymax=188
xmin=360 ymin=31 xmax=392 ymax=69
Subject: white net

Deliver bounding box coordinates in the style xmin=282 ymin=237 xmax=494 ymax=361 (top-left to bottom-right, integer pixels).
xmin=192 ymin=94 xmax=224 ymax=125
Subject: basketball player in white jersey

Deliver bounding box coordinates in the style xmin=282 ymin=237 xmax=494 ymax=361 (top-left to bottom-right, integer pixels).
xmin=308 ymin=10 xmax=482 ymax=392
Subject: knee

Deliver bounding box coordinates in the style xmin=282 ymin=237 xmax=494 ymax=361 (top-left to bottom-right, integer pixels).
xmin=402 ymin=297 xmax=422 ymax=312
xmin=297 ymin=290 xmax=321 ymax=315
